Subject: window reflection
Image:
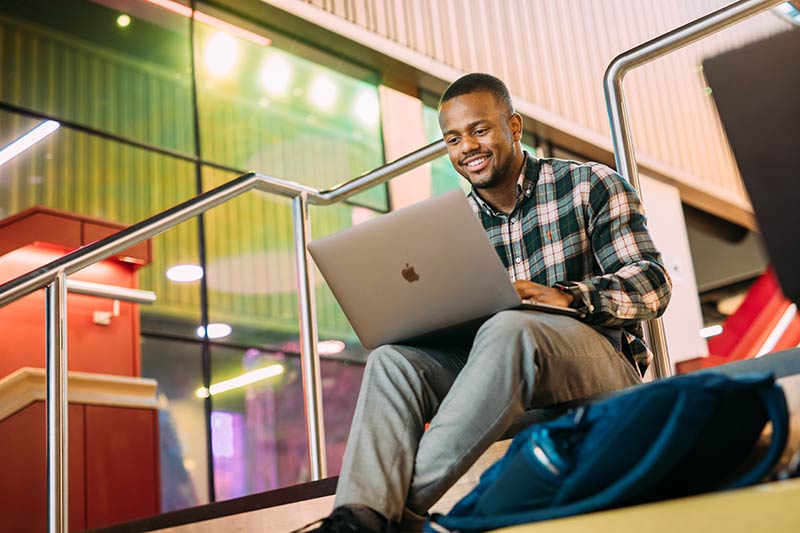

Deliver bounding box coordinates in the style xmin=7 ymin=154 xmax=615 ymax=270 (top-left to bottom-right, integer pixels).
xmin=194 ymin=19 xmax=386 ymax=211
xmin=209 ymin=345 xmax=365 ymax=498
xmin=0 ymin=0 xmax=194 ymax=153
xmin=0 ymin=0 xmax=382 ymax=516
xmin=141 ymin=336 xmax=209 ymax=510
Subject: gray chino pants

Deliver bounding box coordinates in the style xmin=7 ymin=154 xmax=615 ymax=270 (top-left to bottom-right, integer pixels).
xmin=334 ymin=310 xmax=642 ymax=526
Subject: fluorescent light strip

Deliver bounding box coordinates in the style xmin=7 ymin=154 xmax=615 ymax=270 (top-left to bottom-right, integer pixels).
xmin=144 ymin=0 xmax=191 ymax=17
xmin=196 ymin=363 xmax=284 ymax=398
xmin=144 ymin=0 xmax=271 ymax=46
xmin=773 ymin=2 xmax=800 ymax=25
xmin=0 ymin=120 xmax=60 ymax=167
xmin=756 ymin=303 xmax=798 ymax=357
xmin=194 ymin=12 xmax=270 ymax=46
xmin=699 ymin=325 xmax=723 ymax=338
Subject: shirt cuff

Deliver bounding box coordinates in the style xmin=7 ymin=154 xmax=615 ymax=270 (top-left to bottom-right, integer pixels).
xmin=553 ymin=281 xmax=594 ymax=314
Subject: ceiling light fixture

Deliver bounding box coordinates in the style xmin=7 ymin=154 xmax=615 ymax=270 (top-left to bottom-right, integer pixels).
xmin=144 ymin=0 xmax=271 ymax=46
xmin=318 ymin=339 xmax=346 ymax=355
xmin=260 ymin=53 xmax=292 ymax=95
xmin=196 ymin=363 xmax=284 ymax=397
xmin=0 ymin=120 xmax=60 ymax=168
xmin=310 ymin=75 xmax=337 ymax=109
xmin=166 ymin=264 xmax=204 ymax=282
xmin=354 ymin=89 xmax=380 ymax=126
xmin=196 ymin=323 xmax=232 ymax=339
xmin=699 ymin=325 xmax=723 ymax=338
xmin=204 ymin=31 xmax=239 ymax=77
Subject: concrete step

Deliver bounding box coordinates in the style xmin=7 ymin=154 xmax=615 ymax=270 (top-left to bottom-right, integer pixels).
xmin=105 ymin=349 xmax=800 ymax=533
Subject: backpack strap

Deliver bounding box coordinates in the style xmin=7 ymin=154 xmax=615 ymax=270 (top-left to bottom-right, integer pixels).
xmin=428 ymin=388 xmax=716 ymax=532
xmin=722 ymin=383 xmax=788 ymax=489
xmin=427 ymin=380 xmax=789 ymax=533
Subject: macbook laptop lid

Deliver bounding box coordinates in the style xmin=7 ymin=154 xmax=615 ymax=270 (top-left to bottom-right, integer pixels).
xmin=703 ymin=29 xmax=800 ymax=306
xmin=308 ymin=190 xmax=581 ymax=349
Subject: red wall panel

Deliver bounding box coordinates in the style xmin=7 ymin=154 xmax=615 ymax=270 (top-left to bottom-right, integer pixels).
xmin=0 ymin=246 xmax=139 ymax=378
xmin=0 ymin=213 xmax=82 ymax=258
xmin=84 ymin=405 xmax=160 ymax=529
xmin=0 ymin=402 xmax=86 ymax=532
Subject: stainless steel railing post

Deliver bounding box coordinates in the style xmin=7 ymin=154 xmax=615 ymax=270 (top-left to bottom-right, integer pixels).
xmin=0 ymin=148 xmax=448 ymax=502
xmin=603 ymin=0 xmax=785 ymax=379
xmin=293 ymin=192 xmax=327 ymax=480
xmin=46 ymin=270 xmax=69 ymax=533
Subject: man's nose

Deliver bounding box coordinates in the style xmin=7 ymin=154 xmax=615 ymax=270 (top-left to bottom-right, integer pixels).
xmin=460 ymin=135 xmax=479 ymax=154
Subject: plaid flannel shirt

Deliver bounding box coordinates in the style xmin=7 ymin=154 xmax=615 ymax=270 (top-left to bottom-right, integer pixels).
xmin=468 ymin=153 xmax=672 ymax=373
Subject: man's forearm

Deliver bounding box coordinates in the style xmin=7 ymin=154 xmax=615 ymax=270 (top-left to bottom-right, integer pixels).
xmin=562 ymin=259 xmax=672 ymax=326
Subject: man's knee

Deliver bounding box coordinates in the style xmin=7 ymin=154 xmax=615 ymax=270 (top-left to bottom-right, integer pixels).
xmin=477 ymin=310 xmax=542 ymax=340
xmin=365 ymin=344 xmax=425 ymax=377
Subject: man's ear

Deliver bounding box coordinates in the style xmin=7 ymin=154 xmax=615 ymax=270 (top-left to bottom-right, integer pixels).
xmin=510 ymin=112 xmax=523 ymax=141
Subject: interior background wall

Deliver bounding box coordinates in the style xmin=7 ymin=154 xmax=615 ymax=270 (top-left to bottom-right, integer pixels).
xmin=257 ymin=0 xmax=791 ymax=229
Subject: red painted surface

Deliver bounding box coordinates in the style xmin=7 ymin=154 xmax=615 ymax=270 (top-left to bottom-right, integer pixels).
xmin=0 ymin=206 xmax=151 ymax=264
xmin=0 ymin=211 xmax=82 ymax=258
xmin=722 ymin=299 xmax=789 ymax=361
xmin=0 ymin=402 xmax=86 ymax=532
xmin=773 ymin=314 xmax=800 ymax=353
xmin=0 ymin=245 xmax=140 ymax=378
xmin=0 ymin=205 xmax=155 ymax=379
xmin=0 ymin=207 xmax=160 ymax=529
xmin=706 ymin=269 xmax=782 ymax=357
xmin=0 ymin=401 xmax=159 ymax=531
xmin=677 ymin=268 xmax=798 ymax=374
xmin=85 ymin=405 xmax=160 ymax=529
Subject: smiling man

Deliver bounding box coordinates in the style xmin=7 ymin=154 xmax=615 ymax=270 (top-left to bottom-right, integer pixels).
xmin=297 ymin=73 xmax=672 ymax=533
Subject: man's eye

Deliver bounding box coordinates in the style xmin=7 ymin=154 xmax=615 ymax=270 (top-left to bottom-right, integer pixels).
xmin=446 ymin=137 xmax=460 ymax=145
xmin=474 ymin=129 xmax=487 ymax=135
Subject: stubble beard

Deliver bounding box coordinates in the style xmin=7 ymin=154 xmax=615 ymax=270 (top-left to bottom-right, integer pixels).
xmin=468 ymin=153 xmax=517 ymax=190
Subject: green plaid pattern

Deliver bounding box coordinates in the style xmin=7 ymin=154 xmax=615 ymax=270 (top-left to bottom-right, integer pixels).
xmin=468 ymin=154 xmax=672 ymax=372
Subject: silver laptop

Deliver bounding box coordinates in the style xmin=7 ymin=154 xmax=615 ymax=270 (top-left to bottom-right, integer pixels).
xmin=308 ymin=190 xmax=583 ymax=349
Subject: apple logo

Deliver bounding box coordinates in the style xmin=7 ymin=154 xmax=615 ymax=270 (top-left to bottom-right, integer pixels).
xmin=402 ymin=263 xmax=420 ymax=283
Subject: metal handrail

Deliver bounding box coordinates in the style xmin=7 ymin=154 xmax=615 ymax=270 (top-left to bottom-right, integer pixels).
xmin=4 ymin=0 xmax=783 ymax=524
xmin=0 ymin=138 xmax=445 ymax=533
xmin=0 ymin=138 xmax=445 ymax=307
xmin=603 ymin=0 xmax=785 ymax=380
xmin=66 ymin=280 xmax=156 ymax=304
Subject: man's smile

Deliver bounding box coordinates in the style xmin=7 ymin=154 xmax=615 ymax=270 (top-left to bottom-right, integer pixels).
xmin=462 ymin=154 xmax=491 ymax=172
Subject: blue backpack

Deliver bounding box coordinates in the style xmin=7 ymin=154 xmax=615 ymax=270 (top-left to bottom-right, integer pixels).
xmin=426 ymin=372 xmax=789 ymax=533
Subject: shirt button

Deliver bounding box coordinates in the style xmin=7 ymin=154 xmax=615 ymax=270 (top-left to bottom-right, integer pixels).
xmin=515 ymin=257 xmax=522 ymax=264
xmin=510 ymin=217 xmax=516 ymax=223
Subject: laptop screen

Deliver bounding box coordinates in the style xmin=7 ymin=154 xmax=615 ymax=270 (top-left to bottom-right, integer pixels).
xmin=703 ymin=29 xmax=800 ymax=306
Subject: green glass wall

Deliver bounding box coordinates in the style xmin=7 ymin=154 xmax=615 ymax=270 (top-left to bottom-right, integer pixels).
xmin=0 ymin=0 xmax=384 ymax=516
xmin=0 ymin=2 xmax=194 ymax=153
xmin=194 ymin=19 xmax=385 ymax=210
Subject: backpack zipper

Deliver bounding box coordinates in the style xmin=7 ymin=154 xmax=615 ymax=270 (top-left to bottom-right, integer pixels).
xmin=532 ymin=443 xmax=561 ymax=476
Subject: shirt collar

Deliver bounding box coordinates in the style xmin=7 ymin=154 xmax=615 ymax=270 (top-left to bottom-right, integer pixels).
xmin=469 ymin=151 xmax=539 ymax=216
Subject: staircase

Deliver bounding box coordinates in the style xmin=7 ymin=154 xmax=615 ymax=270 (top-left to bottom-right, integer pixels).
xmin=90 ymin=349 xmax=800 ymax=533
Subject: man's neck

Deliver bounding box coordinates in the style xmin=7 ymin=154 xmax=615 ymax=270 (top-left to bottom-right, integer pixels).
xmin=476 ymin=184 xmax=518 ymax=214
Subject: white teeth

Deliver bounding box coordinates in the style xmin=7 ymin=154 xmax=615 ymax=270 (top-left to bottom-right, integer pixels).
xmin=467 ymin=157 xmax=487 ymax=168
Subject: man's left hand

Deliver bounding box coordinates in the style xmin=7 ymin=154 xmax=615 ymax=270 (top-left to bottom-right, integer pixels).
xmin=513 ymin=280 xmax=573 ymax=308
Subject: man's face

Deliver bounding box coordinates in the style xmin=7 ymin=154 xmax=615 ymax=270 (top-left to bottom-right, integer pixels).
xmin=438 ymin=91 xmax=523 ymax=190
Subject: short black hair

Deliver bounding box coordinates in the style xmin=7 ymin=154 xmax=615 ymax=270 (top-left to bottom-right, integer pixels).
xmin=438 ymin=73 xmax=514 ymax=113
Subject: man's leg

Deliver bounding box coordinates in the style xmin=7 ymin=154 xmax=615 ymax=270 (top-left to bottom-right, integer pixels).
xmin=334 ymin=342 xmax=470 ymax=523
xmin=406 ymin=310 xmax=642 ymax=516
